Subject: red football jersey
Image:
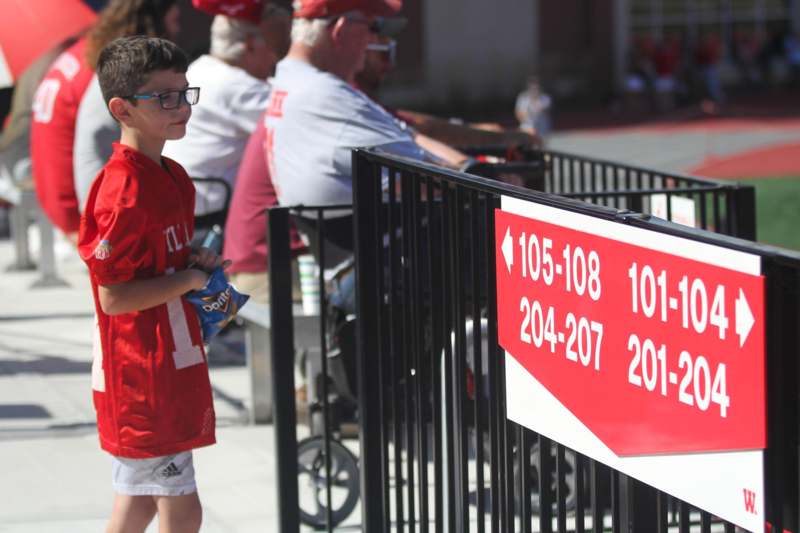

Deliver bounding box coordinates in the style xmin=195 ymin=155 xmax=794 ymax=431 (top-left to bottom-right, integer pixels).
xmin=79 ymin=144 xmax=216 ymax=459
xmin=31 ymin=37 xmax=94 ymax=234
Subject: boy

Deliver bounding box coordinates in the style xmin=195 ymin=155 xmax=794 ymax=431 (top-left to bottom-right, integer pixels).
xmin=78 ymin=36 xmax=224 ymax=533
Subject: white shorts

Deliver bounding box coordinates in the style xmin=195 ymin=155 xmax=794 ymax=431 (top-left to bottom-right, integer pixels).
xmin=111 ymin=451 xmax=197 ymax=496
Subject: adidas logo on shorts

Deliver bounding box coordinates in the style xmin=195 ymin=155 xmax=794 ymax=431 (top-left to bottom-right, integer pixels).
xmin=161 ymin=462 xmax=181 ymax=478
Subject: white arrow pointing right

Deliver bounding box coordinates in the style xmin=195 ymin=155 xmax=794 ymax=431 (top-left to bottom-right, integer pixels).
xmin=501 ymin=227 xmax=514 ymax=274
xmin=735 ymin=288 xmax=755 ymax=348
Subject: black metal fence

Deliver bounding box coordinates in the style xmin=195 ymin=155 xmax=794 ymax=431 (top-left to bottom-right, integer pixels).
xmin=462 ymin=146 xmax=756 ymax=239
xmin=268 ymin=148 xmax=799 ymax=532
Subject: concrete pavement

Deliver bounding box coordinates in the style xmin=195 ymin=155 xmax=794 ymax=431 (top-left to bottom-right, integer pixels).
xmin=0 ymin=240 xmax=289 ymax=533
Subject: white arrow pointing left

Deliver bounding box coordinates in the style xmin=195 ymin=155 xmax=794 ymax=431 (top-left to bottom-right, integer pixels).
xmin=502 ymin=227 xmax=514 ymax=274
xmin=735 ymin=288 xmax=755 ymax=348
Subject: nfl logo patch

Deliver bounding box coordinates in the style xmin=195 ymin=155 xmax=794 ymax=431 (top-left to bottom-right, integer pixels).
xmin=94 ymin=240 xmax=112 ymax=260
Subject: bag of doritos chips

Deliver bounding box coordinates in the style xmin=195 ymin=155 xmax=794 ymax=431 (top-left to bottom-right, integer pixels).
xmin=186 ymin=267 xmax=249 ymax=341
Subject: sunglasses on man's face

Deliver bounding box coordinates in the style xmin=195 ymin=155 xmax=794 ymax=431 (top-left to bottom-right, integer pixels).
xmin=366 ymin=39 xmax=397 ymax=64
xmin=127 ymin=87 xmax=200 ymax=110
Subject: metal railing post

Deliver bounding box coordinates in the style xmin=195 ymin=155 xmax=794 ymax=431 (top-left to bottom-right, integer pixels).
xmin=731 ymin=185 xmax=756 ymax=240
xmin=31 ymin=205 xmax=67 ymax=288
xmin=8 ymin=190 xmax=35 ymax=271
xmin=353 ymin=150 xmax=387 ymax=531
xmin=268 ymin=206 xmax=299 ymax=533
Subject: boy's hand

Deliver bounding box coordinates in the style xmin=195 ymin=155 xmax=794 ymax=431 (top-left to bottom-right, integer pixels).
xmin=189 ymin=247 xmax=232 ymax=273
xmin=187 ymin=268 xmax=211 ymax=291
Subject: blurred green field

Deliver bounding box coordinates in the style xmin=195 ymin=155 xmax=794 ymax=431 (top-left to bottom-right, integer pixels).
xmin=738 ymin=176 xmax=800 ymax=251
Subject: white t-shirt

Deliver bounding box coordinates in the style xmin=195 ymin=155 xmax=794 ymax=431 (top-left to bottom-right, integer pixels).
xmin=163 ymin=55 xmax=270 ymax=213
xmin=264 ymin=58 xmax=429 ymax=213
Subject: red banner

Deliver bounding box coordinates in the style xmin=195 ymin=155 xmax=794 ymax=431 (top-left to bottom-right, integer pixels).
xmin=496 ymin=208 xmax=766 ymax=456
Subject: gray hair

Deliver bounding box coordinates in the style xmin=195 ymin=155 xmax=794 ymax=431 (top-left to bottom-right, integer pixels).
xmin=210 ymin=6 xmax=291 ymax=62
xmin=290 ymin=17 xmax=330 ymax=47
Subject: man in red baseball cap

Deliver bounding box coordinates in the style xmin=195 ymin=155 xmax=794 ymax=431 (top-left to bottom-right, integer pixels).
xmin=264 ymin=0 xmax=469 ymax=219
xmin=262 ymin=0 xmax=469 ymax=324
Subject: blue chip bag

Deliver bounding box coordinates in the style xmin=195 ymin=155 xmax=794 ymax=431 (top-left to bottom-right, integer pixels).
xmin=186 ymin=267 xmax=249 ymax=341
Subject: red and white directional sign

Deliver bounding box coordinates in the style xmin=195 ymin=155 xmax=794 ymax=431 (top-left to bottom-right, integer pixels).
xmin=496 ymin=196 xmax=766 ymax=532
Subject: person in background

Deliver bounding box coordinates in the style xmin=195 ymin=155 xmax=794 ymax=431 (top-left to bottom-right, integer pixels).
xmin=31 ymin=0 xmax=180 ymax=243
xmin=163 ymin=0 xmax=291 ymax=217
xmin=266 ymin=0 xmax=469 ymax=214
xmin=515 ymin=75 xmax=552 ymax=141
xmin=694 ymin=31 xmax=724 ymax=114
xmin=0 ymin=35 xmax=80 ymax=205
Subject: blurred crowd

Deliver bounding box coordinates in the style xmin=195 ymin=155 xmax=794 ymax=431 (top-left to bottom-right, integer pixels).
xmin=623 ymin=24 xmax=800 ymax=113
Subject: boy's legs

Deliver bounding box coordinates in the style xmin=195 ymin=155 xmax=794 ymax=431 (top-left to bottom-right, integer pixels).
xmin=154 ymin=493 xmax=202 ymax=533
xmin=106 ymin=494 xmax=157 ymax=533
xmin=109 ymin=451 xmax=199 ymax=533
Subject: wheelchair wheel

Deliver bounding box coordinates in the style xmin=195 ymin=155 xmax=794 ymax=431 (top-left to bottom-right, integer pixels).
xmin=514 ymin=441 xmax=578 ymax=515
xmin=297 ymin=436 xmax=360 ymax=529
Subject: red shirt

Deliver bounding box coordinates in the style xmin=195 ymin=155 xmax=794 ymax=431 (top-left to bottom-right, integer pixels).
xmin=223 ymin=112 xmax=304 ymax=273
xmin=79 ymin=144 xmax=216 ymax=458
xmin=31 ymin=38 xmax=94 ymax=234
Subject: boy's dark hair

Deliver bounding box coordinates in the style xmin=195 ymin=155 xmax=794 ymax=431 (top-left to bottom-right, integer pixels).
xmin=97 ymin=36 xmax=188 ymax=107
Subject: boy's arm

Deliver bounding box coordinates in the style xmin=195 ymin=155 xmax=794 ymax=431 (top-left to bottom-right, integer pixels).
xmin=98 ymin=268 xmax=208 ymax=316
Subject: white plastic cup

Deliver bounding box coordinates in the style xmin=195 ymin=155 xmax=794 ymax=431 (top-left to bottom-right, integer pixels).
xmin=297 ymin=254 xmax=320 ymax=315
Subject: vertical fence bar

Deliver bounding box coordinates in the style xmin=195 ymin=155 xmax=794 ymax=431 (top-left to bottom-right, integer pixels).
xmin=731 ymin=185 xmax=756 ymax=240
xmin=353 ymin=152 xmax=388 ymax=531
xmin=313 ymin=209 xmax=333 ymax=532
xmin=656 ymin=491 xmax=669 ymax=533
xmin=590 ymin=461 xmax=603 ymax=533
xmin=677 ymin=500 xmax=689 ymax=533
xmin=410 ymin=174 xmax=430 ymax=533
xmin=610 ymin=470 xmax=620 ymax=533
xmin=555 ymin=444 xmax=567 ymax=533
xmin=400 ymin=171 xmax=418 ymax=532
xmin=268 ymin=206 xmax=299 ymax=533
xmin=484 ymin=196 xmax=502 ymax=533
xmin=518 ymin=426 xmax=533 ymax=533
xmin=427 ymin=176 xmax=445 ymax=533
xmin=376 ymin=174 xmax=392 ymax=533
xmin=539 ymin=435 xmax=554 ymax=533
xmin=575 ymin=453 xmax=585 ymax=533
xmin=315 ymin=209 xmax=333 ymax=533
xmin=451 ymin=186 xmax=470 ymax=532
xmin=699 ymin=190 xmax=708 ymax=231
xmin=387 ymin=169 xmax=405 ymax=532
xmin=441 ymin=183 xmax=457 ymax=531
xmin=712 ymin=191 xmax=721 ymax=234
xmin=471 ymin=190 xmax=487 ymax=533
xmin=765 ymin=261 xmax=800 ymax=533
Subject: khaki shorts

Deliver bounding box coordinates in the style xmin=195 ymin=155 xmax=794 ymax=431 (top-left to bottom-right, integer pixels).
xmin=228 ymin=263 xmax=302 ymax=305
xmin=111 ymin=451 xmax=196 ymax=497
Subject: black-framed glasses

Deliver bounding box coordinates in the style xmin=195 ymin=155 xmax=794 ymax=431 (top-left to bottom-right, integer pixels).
xmin=127 ymin=87 xmax=200 ymax=110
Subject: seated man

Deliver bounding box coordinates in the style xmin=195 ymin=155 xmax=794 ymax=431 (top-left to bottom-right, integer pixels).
xmin=264 ymin=0 xmax=474 ymax=313
xmin=265 ymin=0 xmax=468 ymax=211
xmin=163 ymin=1 xmax=291 ymax=216
xmin=223 ymin=115 xmax=306 ymax=303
